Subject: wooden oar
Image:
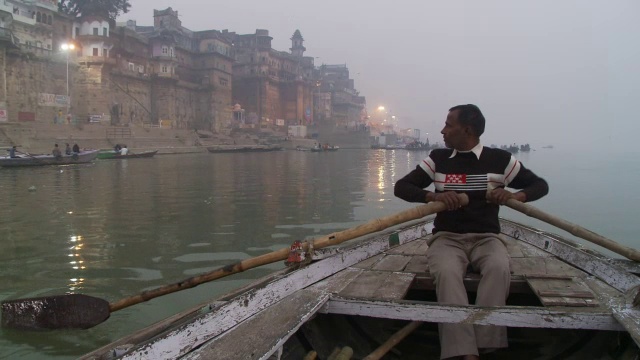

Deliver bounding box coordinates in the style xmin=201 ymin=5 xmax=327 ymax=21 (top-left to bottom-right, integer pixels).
xmin=1 ymin=194 xmax=468 ymax=331
xmin=363 ymin=321 xmax=422 ymax=360
xmin=505 ymin=199 xmax=640 ymax=262
xmin=14 ymin=149 xmax=46 ymax=163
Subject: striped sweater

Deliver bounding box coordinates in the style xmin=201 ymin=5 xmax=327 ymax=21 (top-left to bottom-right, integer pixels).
xmin=394 ymin=146 xmax=549 ymax=234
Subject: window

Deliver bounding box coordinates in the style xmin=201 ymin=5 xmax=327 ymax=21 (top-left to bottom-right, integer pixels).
xmin=161 ymin=66 xmax=168 ymax=73
xmin=219 ymin=78 xmax=228 ymax=86
xmin=162 ymin=46 xmax=168 ymax=54
xmin=93 ymin=48 xmax=98 ymax=56
xmin=169 ymin=47 xmax=174 ymax=57
xmin=47 ymin=15 xmax=52 ymax=25
xmin=128 ymin=62 xmax=135 ymax=71
xmin=138 ymin=65 xmax=144 ymax=73
xmin=36 ymin=12 xmax=41 ymax=22
xmin=103 ymin=28 xmax=107 ymax=36
xmin=75 ymin=27 xmax=79 ymax=37
xmin=103 ymin=48 xmax=108 ymax=57
xmin=93 ymin=28 xmax=98 ymax=35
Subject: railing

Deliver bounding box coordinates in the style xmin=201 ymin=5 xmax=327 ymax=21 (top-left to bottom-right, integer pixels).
xmin=106 ymin=127 xmax=132 ymax=138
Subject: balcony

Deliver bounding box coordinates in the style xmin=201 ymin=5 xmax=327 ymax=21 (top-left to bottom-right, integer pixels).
xmin=0 ymin=27 xmax=18 ymax=48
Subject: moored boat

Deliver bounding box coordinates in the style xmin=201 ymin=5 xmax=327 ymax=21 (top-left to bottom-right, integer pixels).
xmin=0 ymin=149 xmax=99 ymax=167
xmin=72 ymin=201 xmax=640 ymax=360
xmin=207 ymin=145 xmax=283 ymax=153
xmin=97 ymin=150 xmax=158 ymax=160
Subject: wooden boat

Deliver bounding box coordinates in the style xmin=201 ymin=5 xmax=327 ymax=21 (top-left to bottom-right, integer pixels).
xmin=77 ymin=201 xmax=640 ymax=360
xmin=317 ymin=145 xmax=339 ymax=152
xmin=207 ymin=145 xmax=283 ymax=153
xmin=0 ymin=149 xmax=99 ymax=167
xmin=97 ymin=150 xmax=158 ymax=160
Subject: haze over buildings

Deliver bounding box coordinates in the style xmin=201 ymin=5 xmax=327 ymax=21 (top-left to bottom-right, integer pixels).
xmin=122 ymin=0 xmax=640 ymax=151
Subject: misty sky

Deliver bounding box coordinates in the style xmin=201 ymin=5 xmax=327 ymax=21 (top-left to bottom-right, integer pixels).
xmin=120 ymin=0 xmax=640 ymax=150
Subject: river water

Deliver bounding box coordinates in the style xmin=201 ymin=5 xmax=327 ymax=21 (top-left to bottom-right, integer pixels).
xmin=0 ymin=147 xmax=638 ymax=359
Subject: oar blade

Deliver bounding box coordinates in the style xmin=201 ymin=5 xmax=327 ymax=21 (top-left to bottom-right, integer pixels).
xmin=1 ymin=294 xmax=110 ymax=330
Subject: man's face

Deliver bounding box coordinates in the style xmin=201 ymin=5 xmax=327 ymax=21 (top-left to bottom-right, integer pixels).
xmin=441 ymin=109 xmax=468 ymax=149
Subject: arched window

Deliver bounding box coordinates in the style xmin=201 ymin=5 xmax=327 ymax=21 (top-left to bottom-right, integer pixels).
xmin=36 ymin=12 xmax=41 ymax=22
xmin=47 ymin=15 xmax=52 ymax=25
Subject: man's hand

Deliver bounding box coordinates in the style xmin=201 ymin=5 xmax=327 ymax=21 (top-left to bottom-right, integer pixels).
xmin=431 ymin=191 xmax=465 ymax=211
xmin=487 ymin=188 xmax=526 ymax=205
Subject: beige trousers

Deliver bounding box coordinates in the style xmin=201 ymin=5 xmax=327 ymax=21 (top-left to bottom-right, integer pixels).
xmin=426 ymin=231 xmax=510 ymax=359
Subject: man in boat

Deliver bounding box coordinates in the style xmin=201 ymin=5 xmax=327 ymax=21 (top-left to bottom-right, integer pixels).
xmin=8 ymin=146 xmax=18 ymax=158
xmin=394 ymin=104 xmax=549 ymax=360
xmin=52 ymin=144 xmax=62 ymax=158
xmin=65 ymin=143 xmax=72 ymax=155
xmin=120 ymin=145 xmax=129 ymax=155
xmin=72 ymin=143 xmax=80 ymax=153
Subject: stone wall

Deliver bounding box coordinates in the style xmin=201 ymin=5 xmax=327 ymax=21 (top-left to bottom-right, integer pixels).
xmin=0 ymin=47 xmax=231 ymax=131
xmin=3 ymin=50 xmax=69 ymax=123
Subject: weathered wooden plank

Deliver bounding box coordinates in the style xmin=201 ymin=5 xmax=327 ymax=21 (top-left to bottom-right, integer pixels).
xmin=352 ymin=254 xmax=384 ymax=269
xmin=503 ymin=237 xmax=525 ymax=258
xmin=510 ymin=257 xmax=583 ymax=277
xmin=378 ymin=272 xmax=415 ymax=300
xmin=372 ymin=254 xmax=412 ymax=271
xmin=404 ymin=255 xmax=429 ymax=273
xmin=510 ymin=257 xmax=547 ymax=275
xmin=527 ymin=277 xmax=598 ymax=307
xmin=538 ymin=297 xmax=597 ymax=307
xmin=184 ymin=271 xmax=363 ymax=360
xmin=339 ymin=271 xmax=415 ymax=300
xmin=119 ymin=222 xmax=428 ymax=359
xmin=524 ymin=274 xmax=574 ymax=280
xmin=184 ymin=289 xmax=329 ymax=360
xmin=321 ymin=297 xmax=624 ymax=331
xmin=387 ymin=239 xmax=429 ymax=256
xmin=537 ymin=290 xmax=594 ymax=299
xmin=386 ymin=239 xmax=425 ymax=255
xmin=501 ymin=221 xmax=640 ymax=293
xmin=584 ymin=276 xmax=640 ymax=347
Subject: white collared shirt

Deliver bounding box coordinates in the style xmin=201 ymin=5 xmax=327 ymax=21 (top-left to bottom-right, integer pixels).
xmin=449 ymin=142 xmax=483 ymax=159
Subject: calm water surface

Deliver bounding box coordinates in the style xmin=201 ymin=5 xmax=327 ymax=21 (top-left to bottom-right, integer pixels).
xmin=0 ymin=147 xmax=638 ymax=359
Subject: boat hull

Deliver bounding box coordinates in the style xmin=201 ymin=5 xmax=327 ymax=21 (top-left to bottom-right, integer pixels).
xmin=97 ymin=150 xmax=158 ymax=159
xmin=0 ymin=150 xmax=99 ymax=167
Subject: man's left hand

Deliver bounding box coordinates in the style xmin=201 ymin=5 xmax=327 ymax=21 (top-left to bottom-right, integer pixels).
xmin=487 ymin=188 xmax=526 ymax=205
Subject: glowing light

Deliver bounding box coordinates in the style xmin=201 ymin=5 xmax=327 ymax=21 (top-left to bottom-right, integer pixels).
xmin=377 ymin=106 xmax=385 ymax=111
xmin=60 ymin=43 xmax=75 ymax=51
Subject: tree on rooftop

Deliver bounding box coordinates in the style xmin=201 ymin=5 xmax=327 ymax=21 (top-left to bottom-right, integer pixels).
xmin=58 ymin=0 xmax=131 ymax=20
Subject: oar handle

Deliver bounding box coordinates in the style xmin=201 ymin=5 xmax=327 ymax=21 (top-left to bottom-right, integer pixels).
xmin=109 ymin=194 xmax=468 ymax=312
xmin=505 ymin=199 xmax=640 ymax=262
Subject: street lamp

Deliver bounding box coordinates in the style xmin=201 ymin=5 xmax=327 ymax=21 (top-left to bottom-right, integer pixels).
xmin=60 ymin=43 xmax=75 ymax=117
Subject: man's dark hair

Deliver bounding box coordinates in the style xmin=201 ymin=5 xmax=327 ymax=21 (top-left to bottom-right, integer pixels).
xmin=449 ymin=104 xmax=485 ymax=137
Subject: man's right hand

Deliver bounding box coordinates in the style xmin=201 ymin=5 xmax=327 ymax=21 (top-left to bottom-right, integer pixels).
xmin=430 ymin=191 xmax=464 ymax=211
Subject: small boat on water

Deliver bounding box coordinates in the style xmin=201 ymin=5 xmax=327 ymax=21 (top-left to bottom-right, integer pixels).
xmin=207 ymin=145 xmax=282 ymax=153
xmin=97 ymin=150 xmax=158 ymax=160
xmin=67 ymin=200 xmax=640 ymax=360
xmin=2 ymin=199 xmax=638 ymax=359
xmin=0 ymin=149 xmax=99 ymax=167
